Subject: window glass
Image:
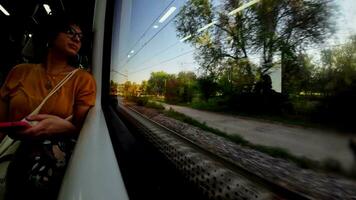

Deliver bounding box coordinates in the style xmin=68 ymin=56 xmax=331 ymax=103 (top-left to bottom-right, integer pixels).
xmin=110 ymin=0 xmax=356 ymax=183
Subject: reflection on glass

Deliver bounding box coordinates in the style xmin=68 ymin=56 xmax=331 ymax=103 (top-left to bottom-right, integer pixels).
xmin=110 ymin=0 xmax=356 ymax=183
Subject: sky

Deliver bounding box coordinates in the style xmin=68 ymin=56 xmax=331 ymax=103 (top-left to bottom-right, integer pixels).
xmin=110 ymin=0 xmax=356 ymax=92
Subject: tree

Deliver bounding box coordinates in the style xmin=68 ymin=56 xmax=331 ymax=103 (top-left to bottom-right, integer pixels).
xmin=123 ymin=81 xmax=132 ymax=97
xmin=140 ymin=80 xmax=148 ymax=95
xmin=165 ymin=76 xmax=180 ymax=103
xmin=282 ymin=53 xmax=315 ymax=95
xmin=175 ymin=0 xmax=334 ymax=94
xmin=175 ymin=0 xmax=254 ymax=77
xmin=305 ymin=35 xmax=356 ymax=129
xmin=319 ymin=35 xmax=356 ymax=95
xmin=164 ymin=71 xmax=198 ymax=103
xmin=121 ymin=81 xmax=140 ymax=97
xmin=197 ymin=75 xmax=218 ymax=101
xmin=177 ymin=71 xmax=197 ymax=102
xmin=219 ymin=59 xmax=256 ymax=96
xmin=147 ymin=71 xmax=171 ymax=96
xmin=110 ymin=80 xmax=119 ymax=95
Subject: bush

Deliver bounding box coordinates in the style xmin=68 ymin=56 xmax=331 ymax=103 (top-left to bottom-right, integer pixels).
xmin=136 ymin=97 xmax=148 ymax=106
xmin=190 ymin=97 xmax=228 ymax=112
xmin=126 ymin=96 xmax=165 ymax=110
xmin=290 ymin=97 xmax=320 ymax=116
xmin=145 ymin=101 xmax=165 ymax=110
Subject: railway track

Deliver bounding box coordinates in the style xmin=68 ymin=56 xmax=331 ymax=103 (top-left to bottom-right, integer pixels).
xmin=116 ymin=103 xmax=319 ymax=200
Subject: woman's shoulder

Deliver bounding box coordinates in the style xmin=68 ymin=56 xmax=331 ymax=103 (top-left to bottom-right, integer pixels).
xmin=71 ymin=68 xmax=96 ymax=104
xmin=10 ymin=63 xmax=39 ymax=74
xmin=6 ymin=63 xmax=39 ymax=79
xmin=73 ymin=68 xmax=95 ymax=80
xmin=72 ymin=68 xmax=96 ymax=92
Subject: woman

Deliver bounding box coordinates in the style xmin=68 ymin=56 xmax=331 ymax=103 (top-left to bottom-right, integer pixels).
xmin=0 ymin=16 xmax=96 ymax=199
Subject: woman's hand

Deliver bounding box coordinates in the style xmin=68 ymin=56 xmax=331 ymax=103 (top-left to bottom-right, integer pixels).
xmin=9 ymin=114 xmax=76 ymax=140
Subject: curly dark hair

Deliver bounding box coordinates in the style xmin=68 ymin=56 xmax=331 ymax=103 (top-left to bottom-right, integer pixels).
xmin=42 ymin=15 xmax=83 ymax=48
xmin=32 ymin=15 xmax=85 ymax=65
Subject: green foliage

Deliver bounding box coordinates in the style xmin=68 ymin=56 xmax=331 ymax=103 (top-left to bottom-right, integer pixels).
xmin=175 ymin=0 xmax=334 ymax=80
xmin=147 ymin=71 xmax=171 ymax=96
xmin=287 ymin=94 xmax=322 ymax=116
xmin=128 ymin=96 xmax=148 ymax=106
xmin=165 ymin=77 xmax=180 ymax=103
xmin=197 ymin=75 xmax=218 ymax=101
xmin=122 ymin=81 xmax=141 ymax=97
xmin=319 ymin=36 xmax=356 ymax=94
xmin=177 ymin=71 xmax=198 ymax=102
xmin=175 ymin=0 xmax=214 ymax=43
xmin=165 ymin=108 xmax=241 ymax=141
xmin=226 ymin=134 xmax=250 ymax=146
xmin=251 ymin=144 xmax=292 ymax=160
xmin=173 ymin=0 xmax=337 ymax=124
xmin=140 ymin=80 xmax=148 ymax=95
xmin=218 ymin=59 xmax=256 ymax=96
xmin=282 ymin=54 xmax=315 ymax=95
xmin=128 ymin=96 xmax=164 ymax=110
xmin=254 ymin=0 xmax=335 ymax=72
xmin=146 ymin=71 xmax=198 ymax=103
xmin=305 ymin=36 xmax=356 ymax=129
xmin=190 ymin=97 xmax=228 ymax=111
xmin=131 ymin=35 xmax=356 ymax=130
xmin=145 ymin=101 xmax=165 ymax=110
xmin=147 ymin=71 xmax=199 ymax=104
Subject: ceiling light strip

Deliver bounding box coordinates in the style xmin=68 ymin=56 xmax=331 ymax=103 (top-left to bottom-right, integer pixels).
xmin=159 ymin=7 xmax=176 ymax=23
xmin=228 ymin=0 xmax=261 ymax=16
xmin=0 ymin=5 xmax=10 ymax=16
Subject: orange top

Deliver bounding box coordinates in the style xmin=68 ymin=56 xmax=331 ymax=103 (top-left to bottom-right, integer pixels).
xmin=0 ymin=63 xmax=96 ymax=121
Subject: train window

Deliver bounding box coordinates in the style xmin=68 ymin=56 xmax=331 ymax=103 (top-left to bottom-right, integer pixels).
xmin=108 ymin=0 xmax=356 ymax=199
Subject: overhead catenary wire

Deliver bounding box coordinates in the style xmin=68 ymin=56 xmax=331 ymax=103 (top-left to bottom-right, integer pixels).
xmin=118 ymin=0 xmax=177 ymax=67
xmin=122 ymin=0 xmax=263 ymax=71
xmin=130 ymin=41 xmax=181 ymax=70
xmin=120 ymin=10 xmax=181 ymax=70
xmin=117 ymin=0 xmax=354 ymax=77
xmin=129 ymin=40 xmax=352 ymax=76
xmin=129 ymin=49 xmax=195 ymax=75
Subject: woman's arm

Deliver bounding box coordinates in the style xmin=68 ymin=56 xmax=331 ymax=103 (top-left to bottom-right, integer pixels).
xmin=72 ymin=105 xmax=92 ymax=132
xmin=10 ymin=70 xmax=95 ymax=140
xmin=10 ymin=105 xmax=92 ymax=140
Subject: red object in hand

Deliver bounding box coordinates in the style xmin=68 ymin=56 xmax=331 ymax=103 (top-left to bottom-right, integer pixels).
xmin=0 ymin=121 xmax=32 ymax=132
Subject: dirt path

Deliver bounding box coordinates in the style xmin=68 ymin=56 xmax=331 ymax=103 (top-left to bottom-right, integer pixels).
xmin=163 ymin=104 xmax=355 ymax=171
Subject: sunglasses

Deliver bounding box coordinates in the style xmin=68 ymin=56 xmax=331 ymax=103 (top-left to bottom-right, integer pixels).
xmin=64 ymin=27 xmax=84 ymax=41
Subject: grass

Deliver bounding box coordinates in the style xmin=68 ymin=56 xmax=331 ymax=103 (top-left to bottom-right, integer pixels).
xmin=163 ymin=108 xmax=350 ymax=178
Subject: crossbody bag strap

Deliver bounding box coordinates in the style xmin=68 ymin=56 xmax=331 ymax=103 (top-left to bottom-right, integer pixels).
xmin=23 ymin=69 xmax=80 ymax=124
xmin=0 ymin=69 xmax=79 ymax=156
